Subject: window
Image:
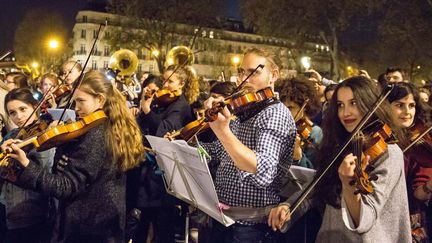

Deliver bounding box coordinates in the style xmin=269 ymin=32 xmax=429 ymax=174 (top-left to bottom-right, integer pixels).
xmin=93 ymin=30 xmax=98 ymax=39
xmin=104 ymin=46 xmax=110 ymax=56
xmin=103 ymin=61 xmax=108 ymax=69
xmin=81 ymin=29 xmax=86 ymax=39
xmin=92 ymin=60 xmax=97 ymax=70
xmin=138 ymin=64 xmax=142 ymax=72
xmin=80 ymin=44 xmax=86 ymax=55
xmin=82 ymin=15 xmax=88 ymax=23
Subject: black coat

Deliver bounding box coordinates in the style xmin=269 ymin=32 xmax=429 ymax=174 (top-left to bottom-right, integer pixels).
xmin=128 ymin=95 xmax=194 ymax=208
xmin=16 ymin=124 xmax=126 ymax=243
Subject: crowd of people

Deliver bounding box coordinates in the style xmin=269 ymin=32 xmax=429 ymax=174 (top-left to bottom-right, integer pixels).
xmin=0 ymin=47 xmax=431 ymax=243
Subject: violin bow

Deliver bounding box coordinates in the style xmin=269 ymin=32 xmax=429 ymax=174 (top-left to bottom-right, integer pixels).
xmin=0 ymin=50 xmax=12 ymax=61
xmin=293 ymin=99 xmax=310 ymax=121
xmin=288 ymin=84 xmax=395 ymax=215
xmin=159 ymin=26 xmax=201 ymax=89
xmin=228 ymin=64 xmax=264 ymax=99
xmin=59 ymin=22 xmax=107 ymax=122
xmin=403 ymin=126 xmax=432 ymax=153
xmin=12 ymin=85 xmax=60 ymax=138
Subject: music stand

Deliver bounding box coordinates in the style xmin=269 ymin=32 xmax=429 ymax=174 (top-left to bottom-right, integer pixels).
xmin=145 ymin=136 xmax=235 ymax=240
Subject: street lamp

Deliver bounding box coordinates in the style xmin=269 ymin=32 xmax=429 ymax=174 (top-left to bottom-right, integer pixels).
xmin=231 ymin=56 xmax=240 ymax=67
xmin=48 ymin=39 xmax=59 ymax=50
xmin=231 ymin=55 xmax=241 ymax=74
xmin=301 ymin=56 xmax=311 ymax=70
xmin=151 ymin=49 xmax=159 ymax=58
xmin=31 ymin=62 xmax=39 ymax=68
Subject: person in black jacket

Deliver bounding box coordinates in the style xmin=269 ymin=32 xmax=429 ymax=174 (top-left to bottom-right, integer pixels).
xmin=1 ymin=70 xmax=145 ymax=243
xmin=130 ymin=65 xmax=199 ymax=243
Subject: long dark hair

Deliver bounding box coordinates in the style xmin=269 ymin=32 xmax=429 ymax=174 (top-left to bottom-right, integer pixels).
xmin=387 ymin=82 xmax=432 ymax=147
xmin=314 ymin=76 xmax=399 ymax=208
xmin=4 ymin=88 xmax=38 ymax=115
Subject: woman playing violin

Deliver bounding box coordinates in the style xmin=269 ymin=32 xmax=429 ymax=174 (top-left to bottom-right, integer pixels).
xmin=0 ymin=88 xmax=55 ymax=243
xmin=138 ymin=65 xmax=198 ymax=136
xmin=387 ymin=82 xmax=432 ymax=242
xmin=269 ymin=76 xmax=411 ymax=242
xmin=1 ymin=70 xmax=145 ymax=242
xmin=39 ymin=73 xmax=62 ymax=109
xmin=276 ymin=77 xmax=323 ymax=169
xmin=132 ymin=65 xmax=198 ymax=243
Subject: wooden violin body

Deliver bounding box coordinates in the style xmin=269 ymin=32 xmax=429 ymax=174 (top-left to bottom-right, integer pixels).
xmin=41 ymin=84 xmax=72 ymax=110
xmin=0 ymin=110 xmax=107 ymax=168
xmin=296 ymin=117 xmax=313 ymax=148
xmin=167 ymin=87 xmax=275 ymax=141
xmin=407 ymin=121 xmax=432 ymax=153
xmin=351 ymin=120 xmax=392 ymax=195
xmin=147 ymin=89 xmax=182 ymax=107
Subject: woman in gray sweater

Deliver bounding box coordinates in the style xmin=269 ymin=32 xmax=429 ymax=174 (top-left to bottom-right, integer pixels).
xmin=269 ymin=76 xmax=412 ymax=242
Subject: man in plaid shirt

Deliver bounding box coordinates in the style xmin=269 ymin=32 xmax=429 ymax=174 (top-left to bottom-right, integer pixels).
xmin=202 ymin=47 xmax=296 ymax=242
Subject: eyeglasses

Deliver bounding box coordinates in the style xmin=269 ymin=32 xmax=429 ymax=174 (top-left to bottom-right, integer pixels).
xmin=237 ymin=68 xmax=262 ymax=78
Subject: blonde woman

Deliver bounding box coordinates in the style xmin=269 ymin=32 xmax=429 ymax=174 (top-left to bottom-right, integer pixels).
xmin=1 ymin=70 xmax=145 ymax=242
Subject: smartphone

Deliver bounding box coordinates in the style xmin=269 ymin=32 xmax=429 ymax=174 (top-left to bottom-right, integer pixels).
xmin=303 ymin=72 xmax=312 ymax=78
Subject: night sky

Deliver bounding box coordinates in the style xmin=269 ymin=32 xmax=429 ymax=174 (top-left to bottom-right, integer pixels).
xmin=0 ymin=0 xmax=241 ymax=54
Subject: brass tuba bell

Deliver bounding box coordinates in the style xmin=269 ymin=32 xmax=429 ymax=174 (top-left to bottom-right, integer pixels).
xmin=108 ymin=49 xmax=139 ymax=86
xmin=165 ymin=46 xmax=194 ymax=68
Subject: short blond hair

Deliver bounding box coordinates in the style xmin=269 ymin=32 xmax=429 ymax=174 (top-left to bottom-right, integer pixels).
xmin=244 ymin=47 xmax=280 ymax=71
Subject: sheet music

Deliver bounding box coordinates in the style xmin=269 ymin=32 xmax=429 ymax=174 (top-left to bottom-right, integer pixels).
xmin=279 ymin=165 xmax=316 ymax=200
xmin=145 ymin=135 xmax=235 ymax=226
xmin=47 ymin=108 xmax=76 ymax=122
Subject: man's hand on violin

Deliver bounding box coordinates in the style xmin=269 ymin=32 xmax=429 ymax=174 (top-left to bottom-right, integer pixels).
xmin=203 ymin=96 xmax=231 ymax=134
xmin=0 ymin=139 xmax=29 ymax=167
xmin=268 ymin=204 xmax=291 ymax=231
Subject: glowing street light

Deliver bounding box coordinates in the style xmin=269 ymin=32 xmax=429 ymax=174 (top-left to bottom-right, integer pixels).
xmin=231 ymin=56 xmax=240 ymax=66
xmin=301 ymin=56 xmax=311 ymax=70
xmin=151 ymin=49 xmax=160 ymax=57
xmin=31 ymin=62 xmax=39 ymax=68
xmin=48 ymin=39 xmax=59 ymax=49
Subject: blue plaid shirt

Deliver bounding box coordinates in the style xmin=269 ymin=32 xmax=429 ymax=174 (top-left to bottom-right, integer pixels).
xmin=202 ymin=102 xmax=296 ymax=209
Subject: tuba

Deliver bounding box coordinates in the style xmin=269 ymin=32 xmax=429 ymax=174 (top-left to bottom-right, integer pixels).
xmin=164 ymin=46 xmax=194 ymax=68
xmin=108 ymin=49 xmax=139 ymax=86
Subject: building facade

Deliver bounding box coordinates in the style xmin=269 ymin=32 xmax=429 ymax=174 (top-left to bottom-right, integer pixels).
xmin=71 ymin=10 xmax=331 ymax=80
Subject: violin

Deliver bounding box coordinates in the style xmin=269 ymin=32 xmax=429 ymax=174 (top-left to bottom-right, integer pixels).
xmin=144 ymin=89 xmax=181 ymax=108
xmin=41 ymin=84 xmax=72 ymax=110
xmin=14 ymin=120 xmax=51 ymax=141
xmin=166 ymin=87 xmax=275 ymax=141
xmin=52 ymin=84 xmax=72 ymax=101
xmin=166 ymin=117 xmax=210 ymax=142
xmin=0 ymin=110 xmax=107 ymax=169
xmin=350 ymin=120 xmax=392 ymax=194
xmin=205 ymin=87 xmax=274 ymax=120
xmin=296 ymin=117 xmax=313 ymax=146
xmin=404 ymin=121 xmax=432 ymax=153
xmin=292 ymin=99 xmax=313 ymax=148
